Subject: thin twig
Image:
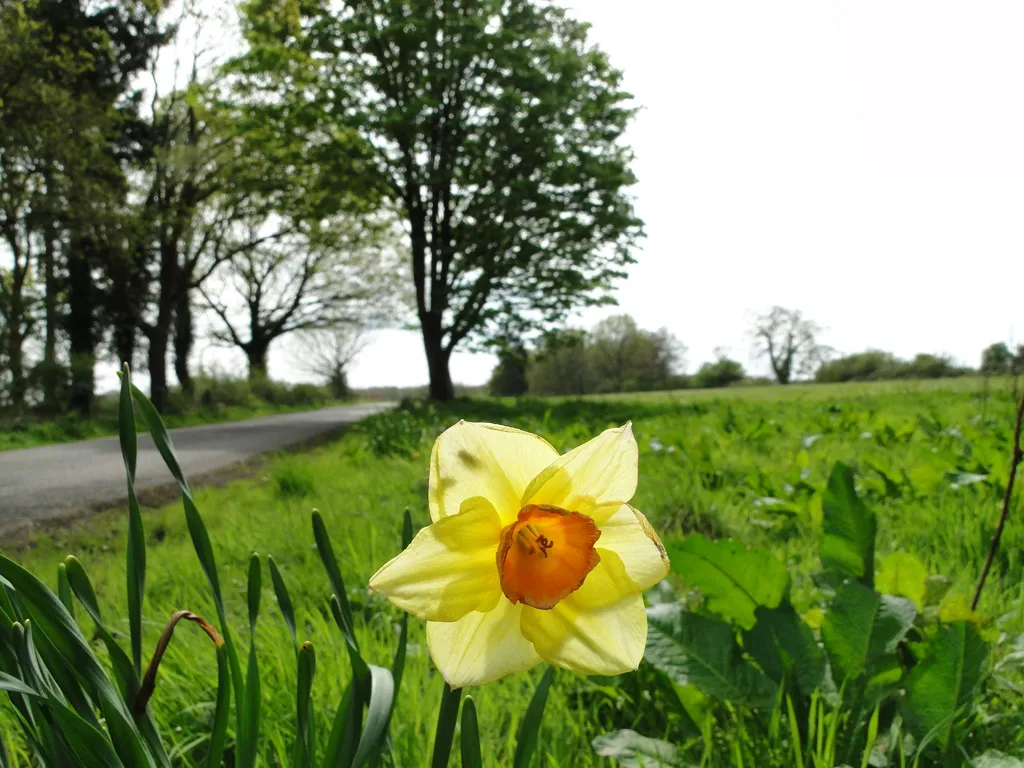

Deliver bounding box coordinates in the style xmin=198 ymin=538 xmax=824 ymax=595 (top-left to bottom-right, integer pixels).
xmin=135 ymin=610 xmax=224 ymax=714
xmin=972 ymin=393 xmax=1024 ymax=610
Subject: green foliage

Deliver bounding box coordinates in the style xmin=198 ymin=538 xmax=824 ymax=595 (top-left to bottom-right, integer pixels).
xmin=693 ymin=356 xmax=746 ymax=389
xmin=820 ymin=462 xmax=877 ymax=587
xmin=617 ymin=456 xmax=1014 ymax=767
xmin=667 ymin=535 xmax=789 ymax=629
xmin=816 ymin=349 xmax=973 ymax=383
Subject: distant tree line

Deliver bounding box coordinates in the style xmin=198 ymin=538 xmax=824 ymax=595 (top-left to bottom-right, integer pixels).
xmin=492 ymin=308 xmax=1017 ymax=397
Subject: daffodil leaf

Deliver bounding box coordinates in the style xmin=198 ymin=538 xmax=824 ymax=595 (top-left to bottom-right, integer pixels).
xmin=667 ymin=535 xmax=789 ymax=629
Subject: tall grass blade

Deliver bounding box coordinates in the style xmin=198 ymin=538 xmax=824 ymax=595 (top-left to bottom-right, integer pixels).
xmin=513 ymin=666 xmax=555 ymax=768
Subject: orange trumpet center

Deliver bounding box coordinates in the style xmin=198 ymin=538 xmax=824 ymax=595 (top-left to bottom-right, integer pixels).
xmin=496 ymin=505 xmax=601 ymax=610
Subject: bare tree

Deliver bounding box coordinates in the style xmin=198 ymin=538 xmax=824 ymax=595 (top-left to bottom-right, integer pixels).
xmin=201 ymin=214 xmax=406 ymax=379
xmin=289 ymin=326 xmax=367 ymax=398
xmin=750 ymin=306 xmax=828 ymax=384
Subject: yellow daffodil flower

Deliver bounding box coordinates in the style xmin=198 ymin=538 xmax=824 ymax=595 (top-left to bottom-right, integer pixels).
xmin=368 ymin=421 xmax=670 ymax=689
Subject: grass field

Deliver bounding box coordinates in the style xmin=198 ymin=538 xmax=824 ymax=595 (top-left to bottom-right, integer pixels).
xmin=3 ymin=377 xmax=1022 ymax=765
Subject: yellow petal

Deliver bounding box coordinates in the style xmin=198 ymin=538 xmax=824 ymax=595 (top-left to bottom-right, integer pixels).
xmin=429 ymin=421 xmax=559 ymax=523
xmin=368 ymin=497 xmax=502 ymax=622
xmin=597 ymin=505 xmax=670 ymax=592
xmin=521 ymin=423 xmax=638 ymax=524
xmin=426 ymin=598 xmax=542 ymax=688
xmin=520 ymin=590 xmax=647 ymax=676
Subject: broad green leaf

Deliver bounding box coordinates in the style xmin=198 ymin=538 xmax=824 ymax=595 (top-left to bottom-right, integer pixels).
xmin=743 ymin=603 xmax=825 ymax=696
xmin=514 ymin=666 xmax=555 ymax=768
xmin=667 ymin=536 xmax=789 ymax=629
xmin=430 ymin=683 xmax=462 ymax=768
xmin=820 ymin=463 xmax=876 ymax=587
xmin=877 ymin=552 xmax=928 ymax=610
xmin=905 ymin=622 xmax=987 ymax=751
xmin=460 ymin=697 xmax=483 ymax=768
xmin=973 ymin=751 xmax=1024 ymax=768
xmin=821 ymin=583 xmax=916 ymax=684
xmin=938 ymin=595 xmax=985 ymax=625
xmin=645 ymin=604 xmax=776 ymax=709
xmin=592 ymin=730 xmax=684 ymax=767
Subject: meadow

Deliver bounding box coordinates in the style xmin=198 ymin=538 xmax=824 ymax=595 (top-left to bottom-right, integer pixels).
xmin=2 ymin=377 xmax=1023 ymax=766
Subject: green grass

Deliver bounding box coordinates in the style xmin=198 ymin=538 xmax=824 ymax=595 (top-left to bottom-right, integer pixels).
xmin=3 ymin=377 xmax=1023 ymax=765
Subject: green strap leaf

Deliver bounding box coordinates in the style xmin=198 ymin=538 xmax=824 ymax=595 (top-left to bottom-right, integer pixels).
xmin=0 ymin=671 xmax=39 ymax=697
xmin=294 ymin=642 xmax=317 ymax=768
xmin=514 ymin=666 xmax=555 ymax=768
xmin=460 ymin=696 xmax=483 ymax=768
xmin=313 ymin=510 xmax=357 ymax=649
xmin=430 ymin=683 xmax=462 ymax=768
xmin=56 ymin=564 xmax=73 ymax=619
xmin=237 ymin=554 xmax=262 ymax=768
xmin=206 ymin=644 xmax=232 ymax=768
xmin=120 ymin=365 xmax=145 ymax=677
xmin=267 ymin=556 xmax=298 ymax=653
xmin=351 ymin=665 xmax=395 ymax=768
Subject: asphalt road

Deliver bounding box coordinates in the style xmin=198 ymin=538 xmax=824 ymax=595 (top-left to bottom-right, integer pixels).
xmin=0 ymin=402 xmax=394 ymax=540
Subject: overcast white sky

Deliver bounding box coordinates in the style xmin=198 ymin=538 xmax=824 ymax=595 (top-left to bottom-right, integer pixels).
xmin=170 ymin=1 xmax=1024 ymax=388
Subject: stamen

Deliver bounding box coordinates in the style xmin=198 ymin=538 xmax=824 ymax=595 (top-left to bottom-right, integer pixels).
xmin=516 ymin=524 xmax=555 ymax=557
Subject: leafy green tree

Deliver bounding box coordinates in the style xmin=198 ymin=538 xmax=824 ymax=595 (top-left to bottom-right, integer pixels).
xmin=981 ymin=342 xmax=1013 ymax=375
xmin=526 ymin=328 xmax=589 ymax=396
xmin=694 ymin=351 xmax=745 ymax=389
xmin=488 ymin=340 xmax=529 ymax=397
xmin=236 ymin=0 xmax=643 ymax=401
xmin=587 ymin=315 xmax=685 ymax=393
xmin=815 ymin=350 xmax=904 ymax=383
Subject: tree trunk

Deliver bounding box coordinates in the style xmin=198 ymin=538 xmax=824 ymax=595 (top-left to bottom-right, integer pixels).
xmin=6 ymin=317 xmax=25 ymax=410
xmin=174 ymin=288 xmax=194 ymax=397
xmin=148 ymin=326 xmax=170 ymax=413
xmin=41 ymin=171 xmax=60 ymax=412
xmin=422 ymin=315 xmax=454 ymax=401
xmin=110 ymin=252 xmax=138 ymax=371
xmin=246 ymin=339 xmax=271 ymax=381
xmin=67 ymin=244 xmax=95 ymax=415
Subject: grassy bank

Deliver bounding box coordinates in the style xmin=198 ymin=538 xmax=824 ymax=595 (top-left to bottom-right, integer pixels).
xmin=0 ymin=376 xmax=363 ymax=452
xmin=3 ymin=379 xmax=1023 ymax=764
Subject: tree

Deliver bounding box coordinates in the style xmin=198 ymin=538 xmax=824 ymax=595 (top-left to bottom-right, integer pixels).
xmin=290 ymin=327 xmax=367 ymax=398
xmin=202 ymin=215 xmax=404 ymax=379
xmin=750 ymin=306 xmax=827 ymax=385
xmin=236 ymin=0 xmax=643 ymax=401
xmin=694 ymin=350 xmax=745 ymax=389
xmin=587 ymin=315 xmax=685 ymax=393
xmin=981 ymin=342 xmax=1013 ymax=375
xmin=488 ymin=340 xmax=529 ymax=397
xmin=815 ymin=350 xmax=904 ymax=383
xmin=526 ymin=328 xmax=589 ymax=396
